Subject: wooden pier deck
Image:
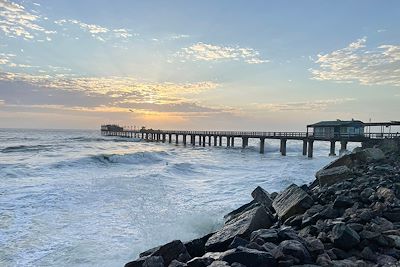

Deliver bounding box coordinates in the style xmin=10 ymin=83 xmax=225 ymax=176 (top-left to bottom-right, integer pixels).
xmin=100 ymin=126 xmax=400 ymax=158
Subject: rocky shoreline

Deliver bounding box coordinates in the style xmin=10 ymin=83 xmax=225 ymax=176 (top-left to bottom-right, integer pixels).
xmin=125 ymin=141 xmax=400 ymax=267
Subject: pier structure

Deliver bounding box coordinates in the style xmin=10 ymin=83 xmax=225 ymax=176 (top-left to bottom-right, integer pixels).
xmin=101 ymin=125 xmax=400 ymax=158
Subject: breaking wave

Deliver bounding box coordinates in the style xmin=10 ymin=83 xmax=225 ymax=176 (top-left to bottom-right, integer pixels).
xmin=1 ymin=144 xmax=54 ymax=153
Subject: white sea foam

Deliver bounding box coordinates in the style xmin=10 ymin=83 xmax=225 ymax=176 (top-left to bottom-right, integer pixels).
xmin=0 ymin=129 xmax=360 ymax=266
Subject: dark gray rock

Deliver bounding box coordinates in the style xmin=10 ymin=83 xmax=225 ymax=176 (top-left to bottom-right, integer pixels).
xmin=186 ymin=257 xmax=214 ymax=267
xmin=316 ymin=253 xmax=332 ymax=266
xmin=272 ymin=184 xmax=314 ymax=221
xmin=360 ymin=246 xmax=376 ymax=262
xmin=316 ymin=166 xmax=353 ymax=186
xmin=229 ymin=236 xmax=249 ymax=249
xmin=125 ymin=256 xmax=149 ymax=267
xmin=143 ymin=256 xmax=164 ymax=267
xmin=223 ymin=200 xmax=258 ymax=223
xmin=205 ymin=206 xmax=273 ymax=252
xmin=333 ymin=196 xmax=354 ymax=208
xmin=251 ymin=186 xmax=273 ymax=211
xmin=262 ymin=242 xmax=278 ymax=252
xmin=207 ymin=261 xmax=230 ymax=267
xmin=184 ymin=233 xmax=213 ymax=258
xmin=347 ymin=223 xmax=364 ymax=232
xmin=331 ymin=223 xmax=360 ymax=250
xmin=168 ymin=260 xmax=187 ymax=267
xmin=150 ymin=240 xmax=191 ymax=266
xmin=221 ymin=246 xmax=277 ymax=267
xmin=305 ymin=237 xmax=324 ymax=256
xmin=273 ymin=240 xmax=312 ymax=264
xmin=250 ymin=228 xmax=278 ymax=243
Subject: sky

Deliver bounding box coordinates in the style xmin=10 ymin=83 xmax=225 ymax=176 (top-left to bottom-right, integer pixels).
xmin=0 ymin=0 xmax=399 ymax=130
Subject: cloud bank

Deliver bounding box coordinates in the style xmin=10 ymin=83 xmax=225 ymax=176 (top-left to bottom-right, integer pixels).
xmin=311 ymin=37 xmax=400 ymax=86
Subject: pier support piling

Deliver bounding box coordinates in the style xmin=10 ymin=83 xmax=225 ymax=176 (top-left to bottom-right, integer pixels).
xmin=231 ymin=137 xmax=235 ymax=147
xmin=183 ymin=135 xmax=187 ymax=146
xmin=329 ymin=141 xmax=336 ymax=156
xmin=260 ymin=138 xmax=265 ymax=154
xmin=308 ymin=140 xmax=314 ymax=158
xmin=227 ymin=136 xmax=230 ymax=147
xmin=208 ymin=136 xmax=211 ymax=146
xmin=162 ymin=134 xmax=166 ymax=143
xmin=280 ymin=139 xmax=287 ymax=156
xmin=214 ymin=136 xmax=217 ymax=146
xmin=175 ymin=134 xmax=179 ymax=144
xmin=302 ymin=140 xmax=307 ymax=155
xmin=219 ymin=136 xmax=222 ymax=146
xmin=242 ymin=137 xmax=248 ymax=148
xmin=202 ymin=135 xmax=206 ymax=147
xmin=340 ymin=141 xmax=348 ymax=154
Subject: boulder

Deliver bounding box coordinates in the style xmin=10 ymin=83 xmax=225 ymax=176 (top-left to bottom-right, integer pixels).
xmin=186 ymin=257 xmax=214 ymax=267
xmin=331 ymin=223 xmax=360 ymax=250
xmin=207 ymin=261 xmax=230 ymax=267
xmin=228 ymin=236 xmax=249 ymax=249
xmin=168 ymin=260 xmax=187 ymax=267
xmin=220 ymin=246 xmax=277 ymax=267
xmin=357 ymin=148 xmax=386 ymax=162
xmin=143 ymin=256 xmax=164 ymax=267
xmin=333 ymin=196 xmax=354 ymax=208
xmin=272 ymin=184 xmax=314 ymax=221
xmin=223 ymin=200 xmax=258 ymax=223
xmin=273 ymin=240 xmax=312 ymax=264
xmin=125 ymin=256 xmax=149 ymax=267
xmin=250 ymin=228 xmax=279 ymax=243
xmin=184 ymin=233 xmax=213 ymax=258
xmin=136 ymin=240 xmax=191 ymax=266
xmin=251 ymin=186 xmax=273 ymax=211
xmin=316 ymin=166 xmax=353 ymax=186
xmin=205 ymin=206 xmax=273 ymax=252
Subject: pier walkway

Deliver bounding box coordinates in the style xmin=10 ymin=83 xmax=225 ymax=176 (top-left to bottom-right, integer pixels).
xmin=100 ymin=126 xmax=399 ymax=158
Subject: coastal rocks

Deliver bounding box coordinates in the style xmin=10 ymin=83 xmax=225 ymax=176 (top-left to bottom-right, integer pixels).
xmin=126 ymin=240 xmax=191 ymax=267
xmin=205 ymin=205 xmax=273 ymax=252
xmin=272 ymin=184 xmax=313 ymax=221
xmin=125 ymin=144 xmax=400 ymax=267
xmin=251 ymin=186 xmax=273 ymax=211
xmin=331 ymin=223 xmax=360 ymax=250
xmin=220 ymin=246 xmax=277 ymax=267
xmin=316 ymin=166 xmax=353 ymax=186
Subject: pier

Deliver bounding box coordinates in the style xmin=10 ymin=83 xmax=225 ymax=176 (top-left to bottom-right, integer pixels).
xmin=100 ymin=120 xmax=400 ymax=158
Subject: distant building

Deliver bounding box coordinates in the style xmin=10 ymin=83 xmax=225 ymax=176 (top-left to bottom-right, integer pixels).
xmin=101 ymin=124 xmax=124 ymax=131
xmin=307 ymin=120 xmax=364 ymax=138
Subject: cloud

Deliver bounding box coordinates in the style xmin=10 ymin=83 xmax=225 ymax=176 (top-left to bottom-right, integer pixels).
xmin=0 ymin=99 xmax=4 ymax=105
xmin=311 ymin=37 xmax=400 ymax=86
xmin=54 ymin=19 xmax=135 ymax=41
xmin=252 ymin=98 xmax=356 ymax=112
xmin=0 ymin=71 xmax=219 ymax=104
xmin=176 ymin=42 xmax=269 ymax=64
xmin=0 ymin=0 xmax=55 ymax=40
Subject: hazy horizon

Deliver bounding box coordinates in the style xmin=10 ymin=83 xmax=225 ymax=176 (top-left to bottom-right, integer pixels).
xmin=0 ymin=0 xmax=399 ymax=130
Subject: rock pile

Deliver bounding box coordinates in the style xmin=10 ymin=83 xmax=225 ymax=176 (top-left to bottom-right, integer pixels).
xmin=125 ymin=145 xmax=400 ymax=267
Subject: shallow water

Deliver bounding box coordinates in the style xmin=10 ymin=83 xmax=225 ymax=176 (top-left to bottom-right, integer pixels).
xmin=0 ymin=129 xmax=359 ymax=266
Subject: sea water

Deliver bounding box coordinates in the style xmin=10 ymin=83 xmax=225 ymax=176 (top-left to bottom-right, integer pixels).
xmin=0 ymin=129 xmax=359 ymax=266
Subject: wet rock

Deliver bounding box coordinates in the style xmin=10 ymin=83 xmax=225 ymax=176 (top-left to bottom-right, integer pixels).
xmin=387 ymin=235 xmax=400 ymax=249
xmin=149 ymin=240 xmax=191 ymax=266
xmin=316 ymin=166 xmax=353 ymax=186
xmin=305 ymin=237 xmax=324 ymax=256
xmin=376 ymin=254 xmax=398 ymax=266
xmin=383 ymin=208 xmax=400 ymax=222
xmin=251 ymin=186 xmax=273 ymax=211
xmin=205 ymin=206 xmax=273 ymax=252
xmin=143 ymin=256 xmax=164 ymax=267
xmin=223 ymin=200 xmax=258 ymax=223
xmin=125 ymin=256 xmax=150 ymax=267
xmin=331 ymin=223 xmax=360 ymax=250
xmin=221 ymin=246 xmax=277 ymax=267
xmin=272 ymin=184 xmax=314 ymax=221
xmin=262 ymin=242 xmax=278 ymax=252
xmin=185 ymin=233 xmax=213 ymax=258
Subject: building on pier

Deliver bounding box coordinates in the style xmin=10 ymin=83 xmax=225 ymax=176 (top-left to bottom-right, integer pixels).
xmin=307 ymin=120 xmax=364 ymax=139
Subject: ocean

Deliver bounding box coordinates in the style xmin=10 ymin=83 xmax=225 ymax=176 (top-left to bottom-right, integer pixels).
xmin=0 ymin=128 xmax=359 ymax=266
